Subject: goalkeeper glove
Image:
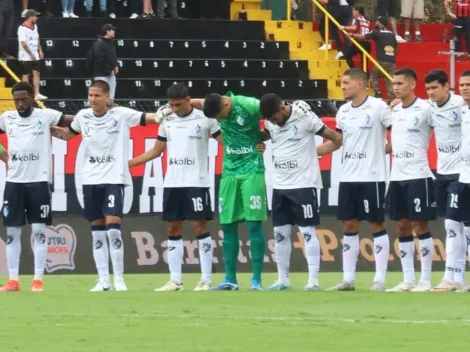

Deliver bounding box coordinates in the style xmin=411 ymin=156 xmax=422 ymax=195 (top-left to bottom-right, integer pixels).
xmin=155 ymin=104 xmax=172 ymax=123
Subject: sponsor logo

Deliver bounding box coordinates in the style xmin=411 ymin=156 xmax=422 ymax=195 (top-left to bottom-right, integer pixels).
xmin=11 ymin=153 xmax=39 ymax=162
xmin=275 ymin=232 xmax=285 ymax=243
xmin=344 ymin=152 xmax=367 ymax=159
xmin=29 ymin=224 xmax=77 ymax=273
xmin=168 ymin=157 xmax=195 ymax=165
xmin=225 ymin=146 xmax=253 ymax=155
xmin=274 ymin=161 xmax=299 ymax=169
xmin=438 ymin=145 xmax=459 ymax=154
xmin=89 ymin=156 xmax=115 ymax=164
xmin=375 ymin=245 xmax=383 ymax=254
xmin=343 ymin=243 xmax=351 ymax=253
xmin=448 ymin=229 xmax=457 ymax=238
xmin=393 ymin=151 xmax=414 ymax=159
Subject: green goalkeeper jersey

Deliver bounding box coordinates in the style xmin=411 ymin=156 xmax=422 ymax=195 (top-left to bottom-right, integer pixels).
xmin=219 ymin=92 xmax=265 ymax=175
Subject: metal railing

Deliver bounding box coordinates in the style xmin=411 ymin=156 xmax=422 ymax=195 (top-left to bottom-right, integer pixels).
xmin=286 ymin=0 xmax=392 ymax=81
xmin=0 ymin=60 xmax=46 ymax=109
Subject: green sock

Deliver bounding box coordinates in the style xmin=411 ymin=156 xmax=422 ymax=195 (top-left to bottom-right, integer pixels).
xmin=246 ymin=221 xmax=266 ymax=282
xmin=221 ymin=223 xmax=239 ymax=282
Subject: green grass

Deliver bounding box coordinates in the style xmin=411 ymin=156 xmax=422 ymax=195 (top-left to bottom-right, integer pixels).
xmin=2 ymin=272 xmax=470 ymax=351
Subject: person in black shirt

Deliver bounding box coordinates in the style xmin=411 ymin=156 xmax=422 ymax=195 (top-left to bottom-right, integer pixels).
xmin=348 ymin=16 xmax=397 ymax=100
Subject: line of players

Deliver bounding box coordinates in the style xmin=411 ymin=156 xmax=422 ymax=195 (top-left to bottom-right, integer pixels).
xmin=2 ymin=67 xmax=469 ymax=293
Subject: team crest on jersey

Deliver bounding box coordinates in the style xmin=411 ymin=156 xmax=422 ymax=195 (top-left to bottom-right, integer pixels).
xmin=34 ymin=120 xmax=44 ymax=135
xmin=195 ymin=124 xmax=201 ymax=134
xmin=108 ymin=118 xmax=119 ymax=134
xmin=29 ymin=224 xmax=77 ymax=273
xmin=236 ymin=116 xmax=245 ymax=126
xmin=451 ymin=111 xmax=459 ymax=121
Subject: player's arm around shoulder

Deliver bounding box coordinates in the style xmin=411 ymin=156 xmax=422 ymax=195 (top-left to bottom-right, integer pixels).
xmin=51 ymin=110 xmax=82 ymax=140
xmin=129 ymin=119 xmax=167 ymax=167
xmin=316 ymin=106 xmax=343 ymax=157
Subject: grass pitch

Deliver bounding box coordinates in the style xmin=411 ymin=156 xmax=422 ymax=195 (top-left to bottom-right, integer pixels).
xmin=1 ymin=272 xmax=470 ymax=352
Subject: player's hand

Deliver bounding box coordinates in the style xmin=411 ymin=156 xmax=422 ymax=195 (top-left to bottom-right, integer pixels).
xmin=256 ymin=143 xmax=266 ymax=154
xmin=39 ymin=51 xmax=44 ymax=60
xmin=448 ymin=13 xmax=457 ymax=19
xmin=29 ymin=53 xmax=36 ymax=61
xmin=389 ymin=98 xmax=401 ymax=108
xmin=155 ymin=103 xmax=172 ymax=123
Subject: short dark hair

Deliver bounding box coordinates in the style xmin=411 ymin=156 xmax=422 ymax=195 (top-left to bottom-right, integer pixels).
xmin=343 ymin=68 xmax=369 ymax=85
xmin=260 ymin=93 xmax=282 ymax=118
xmin=355 ymin=6 xmax=365 ymax=16
xmin=91 ymin=80 xmax=110 ymax=94
xmin=12 ymin=81 xmax=34 ymax=96
xmin=166 ymin=83 xmax=189 ymax=99
xmin=461 ymin=70 xmax=470 ymax=79
xmin=425 ymin=70 xmax=448 ymax=85
xmin=203 ymin=93 xmax=223 ymax=118
xmin=394 ymin=68 xmax=418 ymax=81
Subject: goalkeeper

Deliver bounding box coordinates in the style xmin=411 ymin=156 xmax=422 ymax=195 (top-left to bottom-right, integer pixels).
xmin=189 ymin=92 xmax=266 ymax=290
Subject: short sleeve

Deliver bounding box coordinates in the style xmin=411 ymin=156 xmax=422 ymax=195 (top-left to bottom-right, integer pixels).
xmin=264 ymin=120 xmax=272 ymax=133
xmin=157 ymin=121 xmax=167 ymax=141
xmin=45 ymin=108 xmax=64 ymax=126
xmin=209 ymin=118 xmax=220 ymax=135
xmin=425 ymin=105 xmax=433 ymax=128
xmin=0 ymin=113 xmax=6 ymax=132
xmin=119 ymin=107 xmax=145 ymax=127
xmin=69 ymin=113 xmax=81 ymax=134
xmin=236 ymin=95 xmax=261 ymax=121
xmin=380 ymin=103 xmax=392 ymax=129
xmin=17 ymin=27 xmax=26 ymax=42
xmin=336 ymin=110 xmax=344 ymax=132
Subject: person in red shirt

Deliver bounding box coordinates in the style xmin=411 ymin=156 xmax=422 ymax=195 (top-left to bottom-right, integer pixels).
xmin=339 ymin=6 xmax=371 ymax=68
xmin=445 ymin=0 xmax=470 ymax=54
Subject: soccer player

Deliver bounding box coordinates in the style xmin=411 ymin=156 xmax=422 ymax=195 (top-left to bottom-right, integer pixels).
xmin=455 ymin=70 xmax=470 ymax=292
xmin=129 ymin=83 xmax=223 ymax=291
xmin=259 ymin=94 xmax=341 ymax=290
xmin=0 ymin=81 xmax=74 ymax=292
xmin=423 ymin=70 xmax=466 ymax=292
xmin=189 ymin=92 xmax=267 ymax=290
xmin=386 ymin=68 xmax=436 ymax=292
xmin=50 ymin=80 xmax=162 ymax=291
xmin=318 ymin=68 xmax=392 ymax=292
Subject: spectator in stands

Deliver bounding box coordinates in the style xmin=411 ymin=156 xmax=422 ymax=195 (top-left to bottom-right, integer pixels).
xmin=86 ymin=0 xmax=107 ymax=17
xmin=141 ymin=0 xmax=156 ymax=17
xmin=445 ymin=0 xmax=470 ymax=55
xmin=348 ymin=16 xmax=397 ymax=100
xmin=318 ymin=0 xmax=345 ymax=60
xmin=18 ymin=10 xmax=47 ymax=100
xmin=376 ymin=0 xmax=406 ymax=43
xmin=0 ymin=0 xmax=14 ymax=59
xmin=401 ymin=0 xmax=424 ymax=42
xmin=22 ymin=0 xmax=54 ymax=17
xmin=156 ymin=0 xmax=182 ymax=19
xmin=340 ymin=6 xmax=371 ymax=69
xmin=61 ymin=0 xmax=78 ymax=17
xmin=88 ymin=24 xmax=118 ymax=103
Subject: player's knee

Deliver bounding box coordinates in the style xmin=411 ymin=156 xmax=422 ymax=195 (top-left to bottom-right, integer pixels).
xmin=411 ymin=221 xmax=429 ymax=236
xmin=396 ymin=219 xmax=412 ymax=236
xmin=168 ymin=221 xmax=183 ymax=236
xmin=191 ymin=220 xmax=207 ymax=235
xmin=367 ymin=221 xmax=385 ymax=234
xmin=342 ymin=220 xmax=359 ymax=234
xmin=246 ymin=221 xmax=263 ymax=236
xmin=91 ymin=218 xmax=106 ymax=227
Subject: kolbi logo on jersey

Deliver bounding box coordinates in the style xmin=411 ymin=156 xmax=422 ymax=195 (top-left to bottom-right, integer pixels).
xmin=438 ymin=144 xmax=460 ymax=154
xmin=89 ymin=156 xmax=115 ymax=164
xmin=11 ymin=153 xmax=39 ymax=162
xmin=393 ymin=150 xmax=414 ymax=159
xmin=344 ymin=151 xmax=367 ymax=159
xmin=274 ymin=160 xmax=299 ymax=169
xmin=168 ymin=157 xmax=195 ymax=166
xmin=225 ymin=146 xmax=253 ymax=155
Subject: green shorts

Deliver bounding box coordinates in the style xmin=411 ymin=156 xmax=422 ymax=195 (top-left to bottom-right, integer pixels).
xmin=218 ymin=174 xmax=268 ymax=224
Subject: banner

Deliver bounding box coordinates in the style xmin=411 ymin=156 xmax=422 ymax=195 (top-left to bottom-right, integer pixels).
xmin=0 ymin=215 xmax=450 ymax=275
xmin=0 ymin=118 xmax=439 ymax=216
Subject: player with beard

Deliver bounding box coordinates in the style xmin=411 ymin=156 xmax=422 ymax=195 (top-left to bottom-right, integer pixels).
xmin=386 ymin=68 xmax=436 ymax=292
xmin=259 ymin=94 xmax=341 ymax=290
xmin=50 ymin=80 xmax=163 ymax=292
xmin=130 ymin=83 xmax=223 ymax=291
xmin=0 ymin=81 xmax=73 ymax=292
xmin=318 ymin=68 xmax=392 ymax=292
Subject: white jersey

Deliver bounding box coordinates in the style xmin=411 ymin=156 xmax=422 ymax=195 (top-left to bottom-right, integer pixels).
xmin=336 ymin=96 xmax=391 ymax=182
xmin=17 ymin=24 xmax=39 ymax=61
xmin=70 ymin=107 xmax=144 ymax=186
xmin=265 ymin=101 xmax=325 ymax=189
xmin=429 ymin=93 xmax=464 ymax=176
xmin=158 ymin=108 xmax=220 ymax=188
xmin=390 ymin=98 xmax=434 ymax=181
xmin=459 ymin=104 xmax=470 ymax=184
xmin=0 ymin=108 xmax=62 ymax=183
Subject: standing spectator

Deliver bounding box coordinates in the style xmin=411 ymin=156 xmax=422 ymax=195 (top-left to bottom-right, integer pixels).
xmin=141 ymin=0 xmax=156 ymax=17
xmin=401 ymin=0 xmax=424 ymax=42
xmin=156 ymin=0 xmax=182 ymax=19
xmin=86 ymin=0 xmax=107 ymax=17
xmin=445 ymin=0 xmax=470 ymax=54
xmin=376 ymin=0 xmax=406 ymax=42
xmin=87 ymin=24 xmax=118 ymax=103
xmin=18 ymin=10 xmax=47 ymax=100
xmin=318 ymin=0 xmax=344 ymax=59
xmin=349 ymin=16 xmax=397 ymax=100
xmin=340 ymin=6 xmax=371 ymax=68
xmin=61 ymin=0 xmax=78 ymax=17
xmin=0 ymin=0 xmax=14 ymax=58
